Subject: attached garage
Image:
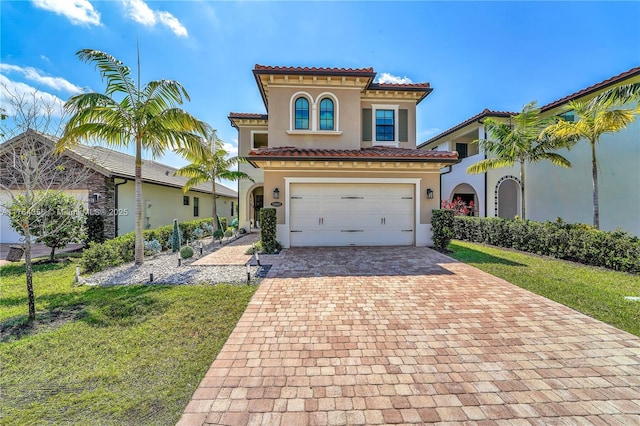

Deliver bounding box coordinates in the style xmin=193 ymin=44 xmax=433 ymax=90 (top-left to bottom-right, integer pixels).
xmin=289 ymin=183 xmax=415 ymax=246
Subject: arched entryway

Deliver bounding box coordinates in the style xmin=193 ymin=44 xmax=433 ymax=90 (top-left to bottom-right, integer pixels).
xmin=449 ymin=183 xmax=479 ymax=216
xmin=248 ymin=186 xmax=264 ymax=228
xmin=495 ymin=176 xmax=521 ymax=219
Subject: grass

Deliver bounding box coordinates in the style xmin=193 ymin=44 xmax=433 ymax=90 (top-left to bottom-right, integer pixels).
xmin=0 ymin=260 xmax=256 ymax=425
xmin=448 ymin=240 xmax=640 ymax=337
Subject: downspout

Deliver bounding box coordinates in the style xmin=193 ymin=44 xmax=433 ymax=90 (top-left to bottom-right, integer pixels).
xmin=478 ymin=120 xmax=488 ymax=217
xmin=440 ymin=165 xmax=453 ymax=206
xmin=114 ymin=178 xmax=128 ymax=236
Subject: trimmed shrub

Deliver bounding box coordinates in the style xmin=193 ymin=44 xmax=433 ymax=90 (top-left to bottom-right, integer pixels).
xmin=84 ymin=214 xmax=105 ymax=246
xmin=171 ymin=219 xmax=181 ymax=252
xmin=224 ymin=228 xmax=234 ymax=238
xmin=452 ymin=216 xmax=640 ymax=273
xmin=144 ymin=239 xmax=161 ymax=256
xmin=81 ymin=241 xmax=122 ymax=273
xmin=213 ymin=229 xmax=224 ymax=241
xmin=80 ymin=217 xmax=216 ymax=272
xmin=219 ymin=216 xmax=228 ymax=232
xmin=260 ymin=208 xmax=280 ymax=254
xmin=180 ymin=245 xmax=194 ymax=259
xmin=431 ymin=209 xmax=455 ymax=252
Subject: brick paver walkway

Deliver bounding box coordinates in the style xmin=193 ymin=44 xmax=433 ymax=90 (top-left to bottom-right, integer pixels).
xmin=179 ymin=246 xmax=640 ymax=425
xmin=192 ymin=233 xmax=260 ymax=266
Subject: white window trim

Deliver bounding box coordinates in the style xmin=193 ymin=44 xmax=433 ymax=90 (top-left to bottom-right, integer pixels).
xmin=288 ymin=91 xmax=341 ymax=134
xmin=372 ymin=104 xmax=399 ymax=147
xmin=250 ymin=130 xmax=268 ymax=149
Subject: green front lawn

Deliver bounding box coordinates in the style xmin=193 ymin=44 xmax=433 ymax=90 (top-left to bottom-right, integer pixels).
xmin=448 ymin=240 xmax=640 ymax=337
xmin=0 ymin=261 xmax=256 ymax=425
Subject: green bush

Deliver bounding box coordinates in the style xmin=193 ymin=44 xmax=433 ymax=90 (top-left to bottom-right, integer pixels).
xmin=180 ymin=245 xmax=194 ymax=259
xmin=81 ymin=241 xmax=123 ymax=273
xmin=80 ymin=218 xmax=215 ymax=272
xmin=431 ymin=209 xmax=455 ymax=252
xmin=219 ymin=216 xmax=228 ymax=232
xmin=452 ymin=217 xmax=640 ymax=273
xmin=84 ymin=214 xmax=105 ymax=246
xmin=259 ymin=208 xmax=280 ymax=254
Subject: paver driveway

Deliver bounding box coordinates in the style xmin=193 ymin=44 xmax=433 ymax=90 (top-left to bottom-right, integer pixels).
xmin=179 ymin=246 xmax=640 ymax=425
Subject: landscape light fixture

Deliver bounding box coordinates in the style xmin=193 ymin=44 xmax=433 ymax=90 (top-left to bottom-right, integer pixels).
xmin=246 ymin=263 xmax=251 ymax=284
xmin=273 ymin=188 xmax=280 ymax=199
xmin=150 ymin=265 xmax=154 ymax=283
xmin=426 ymin=188 xmax=434 ymax=199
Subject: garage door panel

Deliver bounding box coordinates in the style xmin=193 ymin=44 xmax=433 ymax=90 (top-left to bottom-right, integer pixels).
xmin=289 ymin=183 xmax=415 ymax=247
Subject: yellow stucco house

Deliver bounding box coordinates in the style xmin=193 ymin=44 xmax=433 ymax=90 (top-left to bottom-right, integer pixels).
xmin=229 ymin=65 xmax=458 ymax=247
xmin=0 ymin=131 xmax=238 ymax=243
xmin=419 ymin=66 xmax=640 ymax=236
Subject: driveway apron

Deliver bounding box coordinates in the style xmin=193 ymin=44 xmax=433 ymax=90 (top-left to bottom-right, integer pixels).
xmin=179 ymin=246 xmax=640 ymax=425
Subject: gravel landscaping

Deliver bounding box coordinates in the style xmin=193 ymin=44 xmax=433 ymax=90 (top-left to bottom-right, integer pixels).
xmin=81 ymin=237 xmax=263 ymax=286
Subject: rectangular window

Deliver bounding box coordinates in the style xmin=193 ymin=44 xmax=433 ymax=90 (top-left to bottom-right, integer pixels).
xmin=231 ymin=202 xmax=234 ymax=217
xmin=376 ymin=109 xmax=395 ymax=141
xmin=193 ymin=197 xmax=199 ymax=217
xmin=559 ymin=111 xmax=575 ymax=122
xmin=455 ymin=143 xmax=468 ymax=159
xmin=252 ymin=132 xmax=268 ymax=149
xmin=183 ymin=195 xmax=189 ymax=206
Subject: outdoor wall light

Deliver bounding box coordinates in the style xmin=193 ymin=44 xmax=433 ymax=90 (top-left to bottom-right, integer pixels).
xmin=426 ymin=188 xmax=434 ymax=199
xmin=273 ymin=187 xmax=280 ymax=199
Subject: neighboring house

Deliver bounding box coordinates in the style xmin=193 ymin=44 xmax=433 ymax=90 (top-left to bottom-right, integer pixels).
xmin=0 ymin=131 xmax=238 ymax=243
xmin=229 ymin=65 xmax=458 ymax=247
xmin=419 ymin=67 xmax=640 ymax=236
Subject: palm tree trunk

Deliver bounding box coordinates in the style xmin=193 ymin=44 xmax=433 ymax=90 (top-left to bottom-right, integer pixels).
xmin=212 ymin=179 xmax=218 ymax=232
xmin=520 ymin=161 xmax=526 ymax=220
xmin=134 ymin=136 xmax=144 ymax=265
xmin=591 ymin=140 xmax=599 ymax=229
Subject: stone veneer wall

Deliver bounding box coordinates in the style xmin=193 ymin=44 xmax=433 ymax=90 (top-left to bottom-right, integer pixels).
xmin=86 ymin=174 xmax=116 ymax=239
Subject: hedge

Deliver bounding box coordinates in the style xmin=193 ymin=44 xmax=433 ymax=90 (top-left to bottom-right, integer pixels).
xmin=80 ymin=217 xmax=216 ymax=273
xmin=259 ymin=208 xmax=279 ymax=254
xmin=431 ymin=209 xmax=454 ymax=252
xmin=447 ymin=216 xmax=640 ymax=274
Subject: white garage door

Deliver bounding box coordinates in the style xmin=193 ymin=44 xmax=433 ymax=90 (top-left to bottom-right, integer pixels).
xmin=290 ymin=183 xmax=415 ymax=247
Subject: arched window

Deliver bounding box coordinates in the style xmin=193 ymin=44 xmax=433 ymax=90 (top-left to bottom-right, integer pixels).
xmin=294 ymin=97 xmax=309 ymax=129
xmin=319 ymin=98 xmax=334 ymax=130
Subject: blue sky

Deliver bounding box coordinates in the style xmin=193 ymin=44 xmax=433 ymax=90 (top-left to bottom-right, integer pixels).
xmin=2 ymin=1 xmax=639 ymax=178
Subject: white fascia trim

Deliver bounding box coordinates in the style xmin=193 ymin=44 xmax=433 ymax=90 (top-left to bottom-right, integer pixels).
xmin=283 ymin=177 xmax=422 ymax=242
xmin=286 ymin=130 xmax=343 ymax=136
xmin=371 ymin=103 xmax=399 ymax=147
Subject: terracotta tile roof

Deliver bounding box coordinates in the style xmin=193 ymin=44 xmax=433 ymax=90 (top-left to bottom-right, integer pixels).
xmin=541 ymin=66 xmax=640 ymax=112
xmin=418 ymin=109 xmax=514 ymax=148
xmin=369 ymin=82 xmax=432 ymax=90
xmin=254 ymin=64 xmax=376 ymax=76
xmin=228 ymin=112 xmax=268 ymax=119
xmin=247 ymin=146 xmax=458 ymax=163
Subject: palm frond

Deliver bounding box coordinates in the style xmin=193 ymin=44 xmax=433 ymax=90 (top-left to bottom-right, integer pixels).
xmin=76 ymin=49 xmax=137 ymax=100
xmin=590 ymin=82 xmax=640 ymax=108
xmin=466 ymin=158 xmax=514 ymax=174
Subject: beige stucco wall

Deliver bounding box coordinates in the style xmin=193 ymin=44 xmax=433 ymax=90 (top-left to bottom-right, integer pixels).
xmin=116 ymin=181 xmax=237 ymax=235
xmin=267 ymin=86 xmax=363 ymax=150
xmin=262 ymin=169 xmax=441 ymax=226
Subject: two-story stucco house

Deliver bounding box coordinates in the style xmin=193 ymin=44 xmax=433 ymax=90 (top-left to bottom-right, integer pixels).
xmin=419 ymin=66 xmax=640 ymax=236
xmin=229 ymin=65 xmax=459 ymax=248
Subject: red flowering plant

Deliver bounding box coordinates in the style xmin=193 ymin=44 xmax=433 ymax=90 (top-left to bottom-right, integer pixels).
xmin=441 ymin=197 xmax=478 ymax=216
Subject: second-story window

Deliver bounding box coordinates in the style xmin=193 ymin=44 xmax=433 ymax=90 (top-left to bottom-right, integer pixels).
xmin=376 ymin=109 xmax=395 ymax=141
xmin=295 ymin=97 xmax=309 ymax=129
xmin=319 ymin=98 xmax=334 ymax=130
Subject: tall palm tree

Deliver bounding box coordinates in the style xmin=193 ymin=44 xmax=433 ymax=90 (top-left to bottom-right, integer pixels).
xmin=590 ymin=82 xmax=640 ymax=107
xmin=175 ymin=129 xmax=253 ymax=232
xmin=56 ymin=49 xmax=207 ymax=265
xmin=467 ymin=102 xmax=574 ymax=220
xmin=542 ymin=99 xmax=638 ymax=229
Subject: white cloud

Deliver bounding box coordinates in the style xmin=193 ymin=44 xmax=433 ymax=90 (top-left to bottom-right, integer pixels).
xmin=32 ymin=0 xmax=101 ymax=26
xmin=158 ymin=11 xmax=188 ymax=37
xmin=0 ymin=74 xmax=66 ymax=117
xmin=0 ymin=64 xmax=83 ymax=95
xmin=122 ymin=0 xmax=188 ymax=37
xmin=377 ymin=72 xmax=413 ymax=85
xmin=222 ymin=141 xmax=239 ymax=160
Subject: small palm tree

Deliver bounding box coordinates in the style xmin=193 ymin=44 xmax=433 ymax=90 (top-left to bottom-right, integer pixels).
xmin=542 ymin=99 xmax=638 ymax=229
xmin=467 ymin=102 xmax=573 ymax=220
xmin=56 ymin=49 xmax=208 ymax=265
xmin=175 ymin=129 xmax=253 ymax=232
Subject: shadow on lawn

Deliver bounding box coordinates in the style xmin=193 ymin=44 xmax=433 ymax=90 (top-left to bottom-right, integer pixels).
xmin=1 ymin=285 xmax=170 ymax=343
xmin=448 ymin=243 xmax=527 ymax=267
